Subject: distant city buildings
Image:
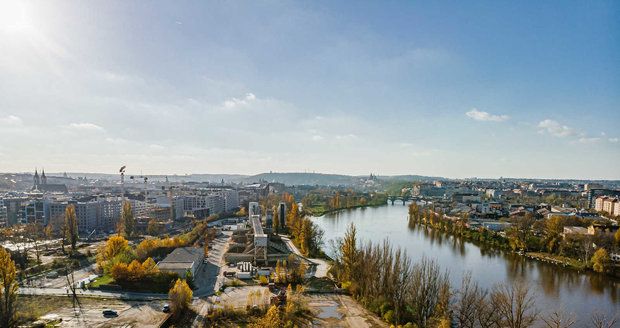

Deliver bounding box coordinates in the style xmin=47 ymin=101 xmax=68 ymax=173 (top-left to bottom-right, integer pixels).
xmin=595 ymin=196 xmax=620 ymax=217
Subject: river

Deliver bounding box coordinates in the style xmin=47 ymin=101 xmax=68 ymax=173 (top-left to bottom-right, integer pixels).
xmin=311 ymin=203 xmax=619 ymax=322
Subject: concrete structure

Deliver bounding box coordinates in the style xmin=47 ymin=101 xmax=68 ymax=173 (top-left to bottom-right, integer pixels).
xmin=157 ymin=247 xmax=204 ymax=278
xmin=251 ymin=215 xmax=268 ymax=264
xmin=248 ymin=202 xmax=260 ymax=217
xmin=278 ymin=202 xmax=286 ymax=228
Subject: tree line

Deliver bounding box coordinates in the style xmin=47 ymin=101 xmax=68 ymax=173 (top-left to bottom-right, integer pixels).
xmin=330 ymin=222 xmax=617 ymax=328
xmin=409 ymin=203 xmax=620 ymax=276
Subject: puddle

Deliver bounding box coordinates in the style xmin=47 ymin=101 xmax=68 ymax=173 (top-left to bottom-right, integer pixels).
xmin=316 ymin=305 xmax=343 ymax=319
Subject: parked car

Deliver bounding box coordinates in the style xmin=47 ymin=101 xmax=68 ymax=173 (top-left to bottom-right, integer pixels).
xmin=162 ymin=304 xmax=170 ymax=313
xmin=102 ymin=309 xmax=118 ymax=317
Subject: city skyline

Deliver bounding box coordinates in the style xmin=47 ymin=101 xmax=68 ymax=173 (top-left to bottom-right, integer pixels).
xmin=1 ymin=1 xmax=619 ymax=179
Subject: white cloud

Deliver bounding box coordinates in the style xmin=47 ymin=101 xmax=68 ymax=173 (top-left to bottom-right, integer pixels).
xmin=609 ymin=138 xmax=619 ymax=143
xmin=537 ymin=119 xmax=576 ymax=137
xmin=222 ymin=93 xmax=256 ymax=109
xmin=312 ymin=135 xmax=324 ymax=141
xmin=68 ymin=122 xmax=104 ymax=131
xmin=465 ymin=108 xmax=509 ymax=122
xmin=0 ymin=115 xmax=23 ymax=126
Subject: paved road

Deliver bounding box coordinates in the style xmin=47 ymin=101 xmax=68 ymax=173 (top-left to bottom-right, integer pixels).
xmin=191 ymin=229 xmax=233 ymax=327
xmin=193 ymin=230 xmax=231 ymax=297
xmin=18 ymin=287 xmax=168 ymax=300
xmin=280 ymin=235 xmax=331 ymax=278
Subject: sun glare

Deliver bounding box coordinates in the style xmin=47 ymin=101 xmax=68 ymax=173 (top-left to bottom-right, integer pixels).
xmin=0 ymin=1 xmax=35 ymax=33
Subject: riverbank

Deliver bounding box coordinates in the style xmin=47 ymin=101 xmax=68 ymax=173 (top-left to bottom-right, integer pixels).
xmin=408 ymin=212 xmax=610 ymax=276
xmin=312 ymin=204 xmax=620 ymax=323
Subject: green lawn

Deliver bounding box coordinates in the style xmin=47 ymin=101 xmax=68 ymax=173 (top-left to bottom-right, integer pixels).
xmin=88 ymin=274 xmax=114 ymax=288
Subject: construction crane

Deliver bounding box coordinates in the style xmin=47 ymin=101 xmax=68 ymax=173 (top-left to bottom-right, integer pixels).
xmin=129 ymin=174 xmax=149 ymax=202
xmin=119 ymin=166 xmax=126 ymax=202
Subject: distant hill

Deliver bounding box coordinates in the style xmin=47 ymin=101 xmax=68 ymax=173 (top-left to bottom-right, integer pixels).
xmin=243 ymin=172 xmax=359 ymax=186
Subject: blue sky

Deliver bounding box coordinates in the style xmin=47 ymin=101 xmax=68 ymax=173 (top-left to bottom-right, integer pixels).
xmin=0 ymin=1 xmax=618 ymax=179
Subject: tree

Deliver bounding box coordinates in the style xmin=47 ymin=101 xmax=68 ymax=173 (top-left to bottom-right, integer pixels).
xmin=591 ymin=248 xmax=611 ymax=273
xmin=491 ymin=282 xmax=539 ymax=328
xmin=591 ymin=312 xmax=618 ymax=328
xmin=541 ymin=310 xmax=576 ymax=328
xmin=454 ymin=273 xmax=486 ymax=328
xmin=249 ymin=305 xmax=283 ymax=328
xmin=25 ymin=224 xmax=43 ymax=263
xmin=0 ymin=247 xmax=18 ymax=328
xmin=141 ymin=257 xmax=159 ymax=274
xmin=614 ymin=229 xmax=620 ymax=247
xmin=185 ymin=270 xmax=195 ymax=289
xmin=97 ymin=235 xmax=131 ymax=272
xmin=168 ymin=279 xmax=192 ymax=315
xmin=273 ymin=207 xmax=280 ymax=233
xmin=64 ymin=204 xmax=79 ymax=252
xmin=147 ymin=219 xmax=161 ymax=236
xmin=341 ymin=222 xmax=359 ymax=285
xmin=119 ymin=201 xmax=135 ymax=238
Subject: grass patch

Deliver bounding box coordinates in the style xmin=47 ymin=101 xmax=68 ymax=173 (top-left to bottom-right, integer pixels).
xmin=88 ymin=274 xmax=114 ymax=288
xmin=15 ymin=296 xmax=73 ymax=325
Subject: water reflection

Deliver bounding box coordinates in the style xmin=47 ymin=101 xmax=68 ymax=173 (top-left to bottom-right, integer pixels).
xmin=312 ymin=204 xmax=620 ymax=320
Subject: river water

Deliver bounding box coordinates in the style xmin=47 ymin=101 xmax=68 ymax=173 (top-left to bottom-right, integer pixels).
xmin=311 ymin=203 xmax=619 ymax=322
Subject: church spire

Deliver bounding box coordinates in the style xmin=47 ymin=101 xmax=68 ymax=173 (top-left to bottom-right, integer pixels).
xmin=41 ymin=168 xmax=47 ymax=185
xmin=33 ymin=168 xmax=40 ymax=188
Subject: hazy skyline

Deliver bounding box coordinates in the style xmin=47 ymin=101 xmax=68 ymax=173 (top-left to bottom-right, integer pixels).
xmin=1 ymin=1 xmax=618 ymax=179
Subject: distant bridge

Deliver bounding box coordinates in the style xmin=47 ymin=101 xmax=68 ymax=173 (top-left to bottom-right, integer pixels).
xmin=387 ymin=195 xmax=421 ymax=205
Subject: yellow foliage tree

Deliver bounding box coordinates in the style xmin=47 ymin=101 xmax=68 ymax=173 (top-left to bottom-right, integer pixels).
xmin=592 ymin=248 xmax=611 ymax=273
xmin=141 ymin=257 xmax=159 ymax=275
xmin=249 ymin=305 xmax=283 ymax=328
xmin=64 ymin=204 xmax=79 ymax=251
xmin=0 ymin=246 xmax=18 ymax=328
xmin=169 ymin=279 xmax=193 ymax=315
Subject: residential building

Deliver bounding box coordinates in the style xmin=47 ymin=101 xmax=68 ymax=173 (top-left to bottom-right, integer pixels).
xmin=0 ymin=200 xmax=7 ymax=227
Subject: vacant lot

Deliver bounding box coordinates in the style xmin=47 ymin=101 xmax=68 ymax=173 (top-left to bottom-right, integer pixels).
xmin=307 ymin=294 xmax=387 ymax=328
xmin=16 ymin=295 xmax=168 ymax=328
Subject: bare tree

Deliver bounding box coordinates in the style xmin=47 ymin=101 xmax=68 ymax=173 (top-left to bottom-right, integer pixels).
xmin=591 ymin=312 xmax=617 ymax=328
xmin=541 ymin=310 xmax=576 ymax=328
xmin=476 ymin=294 xmax=501 ymax=328
xmin=491 ymin=282 xmax=539 ymax=328
xmin=454 ymin=272 xmax=485 ymax=328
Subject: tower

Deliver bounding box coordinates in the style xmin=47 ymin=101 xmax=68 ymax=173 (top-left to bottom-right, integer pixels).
xmin=278 ymin=202 xmax=286 ymax=228
xmin=41 ymin=169 xmax=47 ymax=185
xmin=33 ymin=168 xmax=40 ymax=188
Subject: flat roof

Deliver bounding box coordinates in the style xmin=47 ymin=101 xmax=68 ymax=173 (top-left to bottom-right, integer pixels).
xmin=250 ymin=215 xmax=265 ymax=236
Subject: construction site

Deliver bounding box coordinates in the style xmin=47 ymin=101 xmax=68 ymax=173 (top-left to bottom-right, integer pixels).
xmin=223 ymin=202 xmax=312 ymax=268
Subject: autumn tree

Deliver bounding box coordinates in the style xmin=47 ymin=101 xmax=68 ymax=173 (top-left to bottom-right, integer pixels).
xmin=249 ymin=305 xmax=283 ymax=328
xmin=592 ymin=248 xmax=611 ymax=273
xmin=341 ymin=222 xmax=359 ymax=287
xmin=64 ymin=204 xmax=79 ymax=252
xmin=97 ymin=235 xmax=131 ymax=272
xmin=0 ymin=247 xmax=18 ymax=328
xmin=169 ymin=279 xmax=192 ymax=315
xmin=147 ymin=219 xmax=161 ymax=236
xmin=273 ymin=206 xmax=280 ymax=233
xmin=119 ymin=201 xmax=135 ymax=238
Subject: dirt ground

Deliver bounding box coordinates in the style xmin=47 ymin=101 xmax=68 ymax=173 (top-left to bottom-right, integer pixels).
xmin=307 ymin=294 xmax=387 ymax=328
xmin=22 ymin=296 xmax=169 ymax=328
